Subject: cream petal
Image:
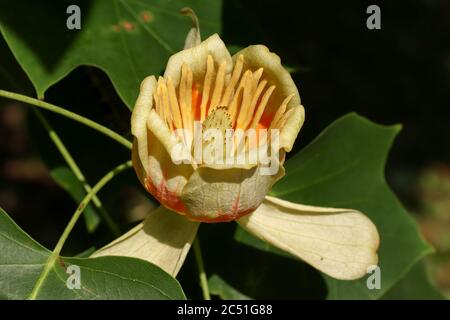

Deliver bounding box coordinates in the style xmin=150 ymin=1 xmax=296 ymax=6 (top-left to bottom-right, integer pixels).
xmin=237 ymin=195 xmax=380 ymax=280
xmin=131 ymin=138 xmax=146 ymax=187
xmin=145 ymin=109 xmax=194 ymax=212
xmin=91 ymin=206 xmax=200 ymax=277
xmin=132 ymin=88 xmax=195 ymax=200
xmin=234 ymin=45 xmax=305 ymax=151
xmin=131 ymin=76 xmax=157 ymax=176
xmin=180 ymin=165 xmax=284 ymax=222
xmin=147 ymin=109 xmax=184 ymax=159
xmin=164 ymin=34 xmax=233 ymax=87
xmin=280 ymin=105 xmax=305 ymax=152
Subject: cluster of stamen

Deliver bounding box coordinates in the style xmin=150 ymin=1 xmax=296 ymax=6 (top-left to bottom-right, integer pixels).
xmin=152 ymin=54 xmax=294 ymax=153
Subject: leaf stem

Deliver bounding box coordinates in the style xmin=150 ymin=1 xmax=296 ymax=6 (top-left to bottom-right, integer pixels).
xmin=0 ymin=89 xmax=132 ymax=150
xmin=28 ymin=161 xmax=132 ymax=300
xmin=193 ymin=236 xmax=211 ymax=300
xmin=33 ymin=109 xmax=121 ymax=237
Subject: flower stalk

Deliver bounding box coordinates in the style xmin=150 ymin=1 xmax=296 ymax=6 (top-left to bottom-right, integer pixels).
xmin=33 ymin=108 xmax=121 ymax=236
xmin=193 ymin=237 xmax=211 ymax=300
xmin=28 ymin=161 xmax=132 ymax=300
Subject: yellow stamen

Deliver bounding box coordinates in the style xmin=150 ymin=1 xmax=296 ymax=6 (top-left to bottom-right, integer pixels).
xmin=236 ymin=72 xmax=254 ymax=129
xmin=221 ymin=54 xmax=244 ymax=106
xmin=156 ymin=77 xmax=166 ymax=125
xmin=161 ymin=81 xmax=179 ymax=131
xmin=270 ymin=94 xmax=294 ymax=129
xmin=228 ymin=70 xmax=251 ymax=126
xmin=199 ymin=55 xmax=214 ymax=121
xmin=248 ymin=85 xmax=275 ymax=129
xmin=166 ymin=77 xmax=182 ymax=129
xmin=247 ymin=79 xmax=268 ymax=129
xmin=252 ymin=68 xmax=264 ymax=88
xmin=277 ymin=107 xmax=295 ymax=129
xmin=209 ymin=60 xmax=227 ymax=111
xmin=184 ymin=65 xmax=193 ymax=134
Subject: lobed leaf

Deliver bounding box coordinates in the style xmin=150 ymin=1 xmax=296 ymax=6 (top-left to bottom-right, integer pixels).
xmin=0 ymin=0 xmax=222 ymax=109
xmin=235 ymin=113 xmax=433 ymax=299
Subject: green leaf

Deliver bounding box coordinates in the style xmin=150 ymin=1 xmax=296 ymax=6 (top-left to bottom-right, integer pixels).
xmin=0 ymin=207 xmax=185 ymax=300
xmin=209 ymin=274 xmax=252 ymax=300
xmin=0 ymin=35 xmax=33 ymax=96
xmin=50 ymin=166 xmax=100 ymax=233
xmin=235 ymin=113 xmax=433 ymax=299
xmin=0 ymin=0 xmax=222 ymax=109
xmin=381 ymin=261 xmax=444 ymax=300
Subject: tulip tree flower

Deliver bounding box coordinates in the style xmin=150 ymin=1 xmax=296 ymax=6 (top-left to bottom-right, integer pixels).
xmin=93 ymin=12 xmax=379 ymax=281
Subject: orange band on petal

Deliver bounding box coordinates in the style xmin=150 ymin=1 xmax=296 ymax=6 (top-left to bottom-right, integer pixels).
xmin=192 ymin=83 xmax=202 ymax=121
xmin=145 ymin=177 xmax=186 ymax=214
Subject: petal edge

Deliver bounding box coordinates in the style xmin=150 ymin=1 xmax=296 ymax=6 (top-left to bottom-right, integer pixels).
xmin=91 ymin=206 xmax=199 ymax=277
xmin=237 ymin=195 xmax=380 ymax=280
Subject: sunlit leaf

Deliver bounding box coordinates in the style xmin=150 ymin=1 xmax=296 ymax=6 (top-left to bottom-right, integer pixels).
xmin=0 ymin=207 xmax=185 ymax=300
xmin=0 ymin=0 xmax=222 ymax=109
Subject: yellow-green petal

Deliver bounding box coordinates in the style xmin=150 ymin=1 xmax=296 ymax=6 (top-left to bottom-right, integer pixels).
xmin=92 ymin=206 xmax=199 ymax=277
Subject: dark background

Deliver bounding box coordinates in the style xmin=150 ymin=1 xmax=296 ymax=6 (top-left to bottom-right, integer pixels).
xmin=0 ymin=0 xmax=449 ymax=298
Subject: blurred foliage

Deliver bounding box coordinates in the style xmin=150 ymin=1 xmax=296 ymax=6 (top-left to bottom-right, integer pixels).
xmin=415 ymin=164 xmax=450 ymax=298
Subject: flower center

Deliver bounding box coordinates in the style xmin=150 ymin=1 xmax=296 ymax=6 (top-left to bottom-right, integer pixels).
xmin=152 ymin=54 xmax=294 ymax=153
